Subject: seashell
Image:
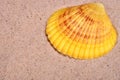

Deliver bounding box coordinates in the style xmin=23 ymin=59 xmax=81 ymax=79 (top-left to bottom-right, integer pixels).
xmin=46 ymin=3 xmax=117 ymax=59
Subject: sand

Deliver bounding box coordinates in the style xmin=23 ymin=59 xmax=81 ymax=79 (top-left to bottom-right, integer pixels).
xmin=0 ymin=0 xmax=120 ymax=80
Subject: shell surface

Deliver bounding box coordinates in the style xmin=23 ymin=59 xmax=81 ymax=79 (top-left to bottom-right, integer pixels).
xmin=46 ymin=3 xmax=117 ymax=59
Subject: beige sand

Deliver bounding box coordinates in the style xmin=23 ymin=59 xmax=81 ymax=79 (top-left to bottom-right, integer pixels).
xmin=0 ymin=0 xmax=120 ymax=80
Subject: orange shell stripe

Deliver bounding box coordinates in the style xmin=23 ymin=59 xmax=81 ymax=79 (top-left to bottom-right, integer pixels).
xmin=46 ymin=3 xmax=117 ymax=59
xmin=57 ymin=7 xmax=112 ymax=44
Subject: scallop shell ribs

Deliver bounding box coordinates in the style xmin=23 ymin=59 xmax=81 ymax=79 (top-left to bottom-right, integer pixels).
xmin=46 ymin=3 xmax=117 ymax=59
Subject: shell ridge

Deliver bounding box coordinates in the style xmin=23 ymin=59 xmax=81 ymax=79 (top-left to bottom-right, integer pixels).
xmin=84 ymin=19 xmax=94 ymax=58
xmin=51 ymin=11 xmax=82 ymax=50
xmin=89 ymin=19 xmax=97 ymax=58
xmin=105 ymin=30 xmax=115 ymax=54
xmin=66 ymin=15 xmax=86 ymax=57
xmin=77 ymin=18 xmax=90 ymax=58
xmin=47 ymin=26 xmax=58 ymax=39
xmin=99 ymin=24 xmax=106 ymax=57
xmin=84 ymin=14 xmax=95 ymax=58
xmin=69 ymin=15 xmax=86 ymax=58
xmin=62 ymin=15 xmax=83 ymax=56
xmin=58 ymin=12 xmax=80 ymax=33
xmin=77 ymin=7 xmax=95 ymax=58
xmin=81 ymin=15 xmax=92 ymax=59
xmin=72 ymin=9 xmax=93 ymax=58
xmin=52 ymin=9 xmax=82 ymax=53
xmin=46 ymin=3 xmax=117 ymax=59
xmin=58 ymin=8 xmax=79 ymax=25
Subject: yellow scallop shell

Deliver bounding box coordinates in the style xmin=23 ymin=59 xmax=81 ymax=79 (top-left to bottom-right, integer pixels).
xmin=46 ymin=3 xmax=117 ymax=59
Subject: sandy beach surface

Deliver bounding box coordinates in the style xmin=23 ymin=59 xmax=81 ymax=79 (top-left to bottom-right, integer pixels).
xmin=0 ymin=0 xmax=120 ymax=80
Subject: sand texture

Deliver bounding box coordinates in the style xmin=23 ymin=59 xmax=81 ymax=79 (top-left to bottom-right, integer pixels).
xmin=0 ymin=0 xmax=120 ymax=80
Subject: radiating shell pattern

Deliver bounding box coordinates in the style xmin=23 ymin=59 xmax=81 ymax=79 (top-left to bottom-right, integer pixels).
xmin=46 ymin=3 xmax=117 ymax=59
